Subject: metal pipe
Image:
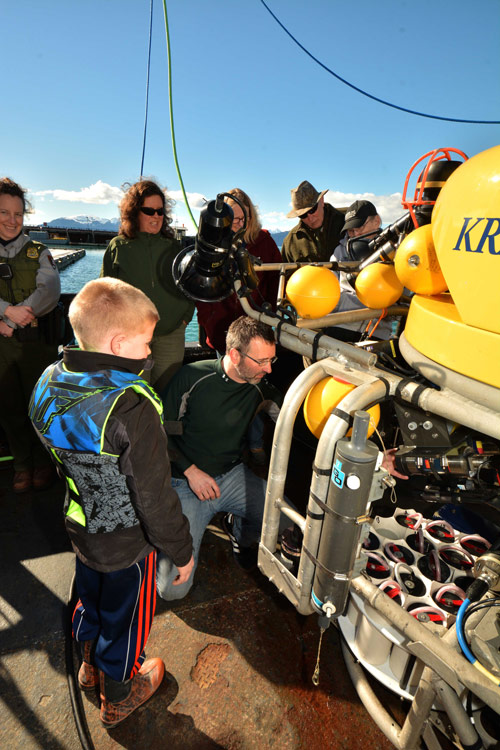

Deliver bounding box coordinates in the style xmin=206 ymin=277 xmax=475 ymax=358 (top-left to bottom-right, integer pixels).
xmin=260 ymin=361 xmax=329 ymax=557
xmin=276 ymin=328 xmax=377 ymax=368
xmin=244 ymin=260 xmax=357 ymax=272
xmin=260 ymin=364 xmax=390 ymax=615
xmin=258 ymin=360 xmax=331 ymax=610
xmin=311 ymin=411 xmax=379 ymax=617
xmin=397 ymin=665 xmax=437 ymax=750
xmin=351 ymin=576 xmax=500 ymax=713
xmin=399 ymin=332 xmax=500 ymax=411
xmin=237 ymin=289 xmax=377 ymax=368
xmin=295 ymin=305 xmax=409 ymax=329
xmin=297 ymin=379 xmax=389 ymax=615
xmin=275 ymin=498 xmax=307 ymax=533
xmin=241 ymin=283 xmax=500 ymax=441
xmin=341 ymin=638 xmax=448 ymax=750
xmin=343 ymin=584 xmax=495 ymax=748
xmin=277 ymin=268 xmax=287 ymax=307
xmin=433 ymin=679 xmax=481 ymax=749
xmin=340 ymin=638 xmax=404 ymax=748
xmin=397 ymin=378 xmax=500 ymax=440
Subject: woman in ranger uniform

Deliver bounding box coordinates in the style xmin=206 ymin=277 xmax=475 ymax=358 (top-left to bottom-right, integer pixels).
xmin=0 ymin=177 xmax=61 ymax=493
xmin=101 ymin=179 xmax=194 ymax=394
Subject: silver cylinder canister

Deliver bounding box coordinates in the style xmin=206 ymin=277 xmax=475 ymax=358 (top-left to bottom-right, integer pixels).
xmin=312 ymin=410 xmax=379 ymax=617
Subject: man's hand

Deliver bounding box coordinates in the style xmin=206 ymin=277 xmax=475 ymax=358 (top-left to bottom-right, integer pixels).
xmin=184 ymin=464 xmax=221 ymax=500
xmin=172 ymin=554 xmax=195 ymax=586
xmin=0 ymin=320 xmax=13 ymax=338
xmin=5 ymin=304 xmax=35 ymax=327
xmin=381 ymin=448 xmax=408 ymax=480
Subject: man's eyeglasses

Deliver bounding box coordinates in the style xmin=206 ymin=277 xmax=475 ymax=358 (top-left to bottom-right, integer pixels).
xmin=239 ymin=350 xmax=278 ymax=366
xmin=140 ymin=206 xmax=165 ymax=217
xmin=300 ymin=203 xmax=319 ymax=220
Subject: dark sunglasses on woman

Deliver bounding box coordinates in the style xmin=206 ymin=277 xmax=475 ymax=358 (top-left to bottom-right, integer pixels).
xmin=140 ymin=207 xmax=165 ymax=216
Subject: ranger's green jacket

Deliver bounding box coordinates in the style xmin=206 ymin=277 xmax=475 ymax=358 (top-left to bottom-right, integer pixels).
xmin=101 ymin=232 xmax=194 ymax=336
xmin=0 ymin=232 xmax=60 ymax=326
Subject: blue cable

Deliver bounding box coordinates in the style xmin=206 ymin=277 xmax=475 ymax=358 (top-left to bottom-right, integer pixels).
xmin=456 ymin=598 xmax=475 ymax=664
xmin=259 ymin=0 xmax=500 ymax=125
xmin=456 ymin=597 xmax=500 ymax=686
xmin=140 ymin=0 xmax=154 ymax=178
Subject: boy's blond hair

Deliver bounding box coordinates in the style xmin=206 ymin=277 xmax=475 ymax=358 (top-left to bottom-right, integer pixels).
xmin=69 ymin=278 xmax=159 ymax=351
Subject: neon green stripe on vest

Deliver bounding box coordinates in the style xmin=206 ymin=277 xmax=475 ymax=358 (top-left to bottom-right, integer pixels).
xmin=66 ymin=498 xmax=86 ymax=527
xmin=99 ymin=384 xmax=163 ymax=452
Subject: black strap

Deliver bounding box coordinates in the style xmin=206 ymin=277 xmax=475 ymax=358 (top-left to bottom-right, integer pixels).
xmin=303 ymin=545 xmax=336 ymax=579
xmin=396 ymin=379 xmax=426 ymax=406
xmin=332 ymin=407 xmax=351 ymax=424
xmin=309 ymin=492 xmax=338 ymax=518
xmin=312 ymin=464 xmax=331 ymax=476
xmin=310 ymin=491 xmax=358 ymax=523
xmin=376 ymin=377 xmax=391 ymax=399
xmin=311 ymin=332 xmax=322 ymax=363
xmin=275 ymin=319 xmax=286 ymax=345
xmin=307 ymin=509 xmax=324 ymax=521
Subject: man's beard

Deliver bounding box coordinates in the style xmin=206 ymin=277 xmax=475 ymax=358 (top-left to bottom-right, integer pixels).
xmin=234 ymin=362 xmax=263 ymax=385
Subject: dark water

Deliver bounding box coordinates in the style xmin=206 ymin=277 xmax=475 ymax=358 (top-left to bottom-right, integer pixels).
xmin=57 ymin=246 xmax=199 ymax=342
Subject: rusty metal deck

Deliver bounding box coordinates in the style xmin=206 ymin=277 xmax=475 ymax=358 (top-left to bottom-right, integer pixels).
xmin=0 ymin=463 xmax=398 ymax=749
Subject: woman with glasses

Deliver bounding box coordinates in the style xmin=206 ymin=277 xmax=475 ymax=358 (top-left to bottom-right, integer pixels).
xmin=101 ymin=179 xmax=194 ymax=393
xmin=196 ymin=188 xmax=281 ymax=355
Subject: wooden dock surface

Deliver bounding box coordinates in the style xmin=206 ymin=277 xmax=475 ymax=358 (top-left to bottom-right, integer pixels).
xmin=50 ymin=248 xmax=86 ymax=271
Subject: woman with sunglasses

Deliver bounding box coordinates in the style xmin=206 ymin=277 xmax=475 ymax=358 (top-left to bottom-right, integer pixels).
xmin=196 ymin=188 xmax=281 ymax=355
xmin=101 ymin=180 xmax=194 ymax=393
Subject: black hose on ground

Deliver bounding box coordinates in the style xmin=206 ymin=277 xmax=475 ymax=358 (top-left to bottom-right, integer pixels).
xmin=65 ymin=573 xmax=95 ymax=750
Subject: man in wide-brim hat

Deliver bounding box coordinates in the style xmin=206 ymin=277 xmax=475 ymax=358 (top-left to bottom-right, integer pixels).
xmin=281 ymin=180 xmax=346 ymax=263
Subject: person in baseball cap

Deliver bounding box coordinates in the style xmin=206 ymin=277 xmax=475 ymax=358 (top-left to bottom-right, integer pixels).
xmin=341 ymin=200 xmax=379 ymax=236
xmin=281 ymin=181 xmax=346 ymax=263
xmin=328 ymin=199 xmax=397 ymax=343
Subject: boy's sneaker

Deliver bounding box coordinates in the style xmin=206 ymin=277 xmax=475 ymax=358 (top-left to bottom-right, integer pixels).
xmin=78 ymin=639 xmax=98 ymax=690
xmin=100 ymin=658 xmax=165 ymax=729
xmin=78 ymin=661 xmax=99 ymax=690
xmin=221 ymin=513 xmax=258 ymax=571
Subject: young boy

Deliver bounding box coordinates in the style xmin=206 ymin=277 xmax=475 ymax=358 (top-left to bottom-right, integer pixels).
xmin=29 ymin=278 xmax=193 ymax=728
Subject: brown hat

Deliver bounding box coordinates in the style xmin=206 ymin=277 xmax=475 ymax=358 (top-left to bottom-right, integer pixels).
xmin=287 ymin=180 xmax=328 ymax=219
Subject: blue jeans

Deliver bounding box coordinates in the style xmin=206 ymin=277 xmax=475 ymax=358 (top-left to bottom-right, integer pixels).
xmin=157 ymin=462 xmax=267 ymax=600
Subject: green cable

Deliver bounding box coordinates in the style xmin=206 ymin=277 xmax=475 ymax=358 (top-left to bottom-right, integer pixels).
xmin=162 ymin=0 xmax=198 ymax=231
xmin=0 ymin=455 xmax=13 ymax=462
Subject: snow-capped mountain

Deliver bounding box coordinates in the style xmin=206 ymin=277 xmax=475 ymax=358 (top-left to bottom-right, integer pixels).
xmin=47 ymin=216 xmax=120 ymax=231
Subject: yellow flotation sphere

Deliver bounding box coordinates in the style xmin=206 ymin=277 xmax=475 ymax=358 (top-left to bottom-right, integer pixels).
xmin=286 ymin=265 xmax=340 ymax=319
xmin=355 ymin=262 xmax=403 ymax=309
xmin=394 ymin=224 xmax=448 ymax=295
xmin=304 ymin=376 xmax=380 ymax=439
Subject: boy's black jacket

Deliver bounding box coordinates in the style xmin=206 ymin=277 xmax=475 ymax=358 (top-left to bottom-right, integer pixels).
xmin=59 ymin=347 xmax=192 ymax=572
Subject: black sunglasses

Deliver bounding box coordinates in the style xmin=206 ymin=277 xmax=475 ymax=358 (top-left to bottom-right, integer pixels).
xmin=300 ymin=203 xmax=319 ymax=220
xmin=140 ymin=206 xmax=165 ymax=217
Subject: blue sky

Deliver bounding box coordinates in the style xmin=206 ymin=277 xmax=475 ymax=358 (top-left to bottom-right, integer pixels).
xmin=2 ymin=0 xmax=498 ymax=232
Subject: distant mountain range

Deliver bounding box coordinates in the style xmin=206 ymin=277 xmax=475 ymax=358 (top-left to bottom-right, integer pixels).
xmin=269 ymin=230 xmax=287 ymax=247
xmin=44 ymin=217 xmax=289 ymax=245
xmin=46 ymin=216 xmax=120 ymax=231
